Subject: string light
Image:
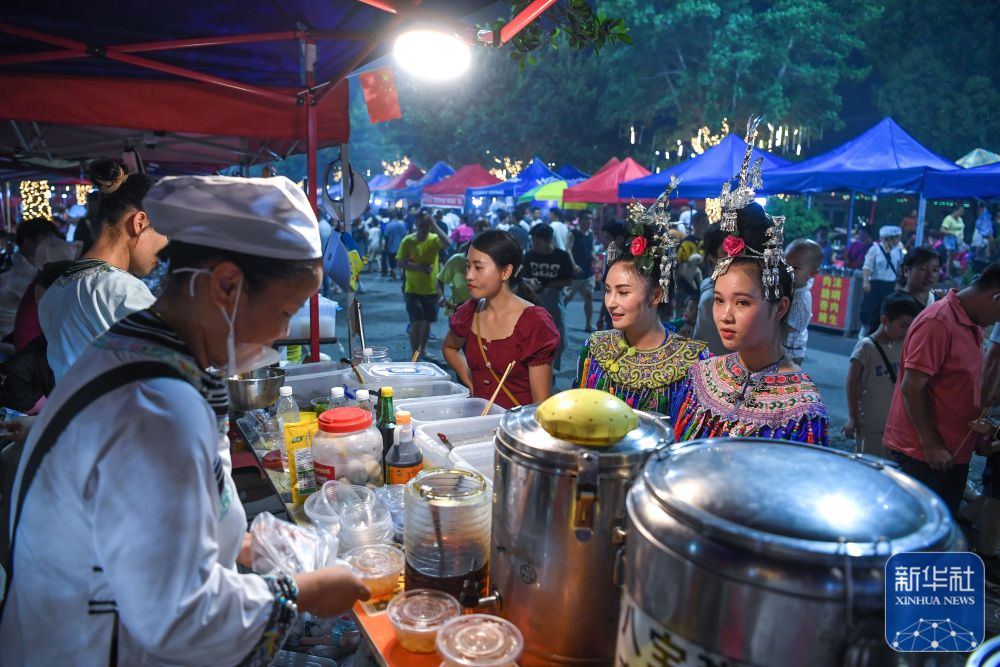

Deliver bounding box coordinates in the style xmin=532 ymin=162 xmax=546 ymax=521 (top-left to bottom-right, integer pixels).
xmin=19 ymin=180 xmax=52 ymax=221
xmin=381 ymin=156 xmax=411 ymax=176
xmin=75 ymin=184 xmax=89 ymax=207
xmin=488 ymin=156 xmax=524 ymax=181
xmin=705 ymin=198 xmax=722 ymax=224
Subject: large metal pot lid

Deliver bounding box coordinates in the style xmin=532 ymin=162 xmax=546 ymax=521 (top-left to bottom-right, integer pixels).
xmin=498 ymin=401 xmax=672 ymax=470
xmin=642 ymin=439 xmax=955 ymax=559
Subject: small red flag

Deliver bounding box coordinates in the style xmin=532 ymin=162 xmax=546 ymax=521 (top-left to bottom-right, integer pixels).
xmin=359 ymin=67 xmax=402 ymax=124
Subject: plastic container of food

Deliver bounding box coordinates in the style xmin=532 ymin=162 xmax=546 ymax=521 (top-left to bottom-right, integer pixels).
xmin=312 ymin=407 xmax=384 ymax=488
xmin=414 ymin=416 xmax=502 ymax=469
xmin=342 ymin=543 xmax=405 ymax=600
xmin=358 ymin=361 xmax=450 ymax=384
xmin=387 ymin=589 xmax=462 ymax=653
xmin=403 ymin=397 xmax=505 ymax=428
xmin=436 ymin=614 xmax=524 ymax=667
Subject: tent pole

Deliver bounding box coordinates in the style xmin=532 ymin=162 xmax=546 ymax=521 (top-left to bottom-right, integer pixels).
xmin=342 ymin=142 xmax=357 ymax=361
xmin=307 ymin=94 xmax=321 ymax=363
xmin=868 ymin=194 xmax=878 ymax=230
xmin=916 ymin=194 xmax=927 ymax=246
xmin=846 ymin=191 xmax=856 ymax=244
xmin=806 ymin=194 xmax=812 ymax=210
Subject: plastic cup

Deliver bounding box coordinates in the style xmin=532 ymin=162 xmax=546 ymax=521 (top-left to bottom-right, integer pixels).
xmin=436 ymin=614 xmax=523 ymax=667
xmin=342 ymin=543 xmax=405 ymax=599
xmin=387 ymin=589 xmax=461 ymax=653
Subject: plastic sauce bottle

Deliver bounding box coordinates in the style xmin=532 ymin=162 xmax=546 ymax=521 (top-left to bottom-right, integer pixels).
xmin=386 ymin=410 xmax=423 ymax=485
xmin=330 ymin=386 xmax=348 ymax=409
xmin=376 ymin=387 xmax=397 ymax=474
xmin=355 ymin=388 xmax=375 ymax=418
xmin=275 ymin=385 xmax=300 ymax=472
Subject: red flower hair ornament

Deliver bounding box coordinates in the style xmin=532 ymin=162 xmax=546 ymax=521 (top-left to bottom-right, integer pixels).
xmin=722 ymin=235 xmax=746 ymax=257
xmin=630 ymin=236 xmax=648 ymax=256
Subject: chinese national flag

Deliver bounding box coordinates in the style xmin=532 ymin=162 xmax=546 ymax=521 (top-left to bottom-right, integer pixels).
xmin=359 ymin=67 xmax=402 ymax=124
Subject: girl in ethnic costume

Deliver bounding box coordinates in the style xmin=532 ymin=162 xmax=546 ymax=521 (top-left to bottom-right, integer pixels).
xmin=670 ymin=118 xmax=830 ymax=444
xmin=577 ymin=181 xmax=709 ymax=412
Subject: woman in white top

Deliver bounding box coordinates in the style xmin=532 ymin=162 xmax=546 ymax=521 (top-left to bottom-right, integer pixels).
xmin=859 ymin=224 xmax=904 ymax=334
xmin=1 ymin=175 xmax=369 ymax=666
xmin=39 ymin=159 xmax=168 ymax=380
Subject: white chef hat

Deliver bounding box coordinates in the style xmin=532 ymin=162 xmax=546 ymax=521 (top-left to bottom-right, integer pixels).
xmin=879 ymin=225 xmax=903 ymax=239
xmin=144 ymin=175 xmax=322 ymax=260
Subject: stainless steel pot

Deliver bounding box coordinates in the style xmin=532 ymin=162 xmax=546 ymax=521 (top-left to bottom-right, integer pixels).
xmin=618 ymin=439 xmax=963 ymax=667
xmin=491 ymin=403 xmax=673 ymax=665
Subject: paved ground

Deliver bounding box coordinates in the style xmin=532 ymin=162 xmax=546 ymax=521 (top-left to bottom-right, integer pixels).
xmin=330 ymin=271 xmax=856 ymax=447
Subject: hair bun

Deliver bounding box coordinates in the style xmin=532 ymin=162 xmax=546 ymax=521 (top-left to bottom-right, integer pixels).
xmin=85 ymin=159 xmax=127 ymax=194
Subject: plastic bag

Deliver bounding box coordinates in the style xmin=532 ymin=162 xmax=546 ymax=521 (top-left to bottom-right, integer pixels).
xmin=248 ymin=511 xmax=340 ymax=576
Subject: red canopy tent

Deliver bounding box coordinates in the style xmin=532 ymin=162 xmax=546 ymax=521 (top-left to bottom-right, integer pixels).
xmin=564 ymin=157 xmax=651 ymax=203
xmin=381 ymin=164 xmax=426 ymax=191
xmin=0 ymin=0 xmax=560 ymax=359
xmin=421 ymin=164 xmax=500 ymax=208
xmin=593 ymin=156 xmax=620 ymax=175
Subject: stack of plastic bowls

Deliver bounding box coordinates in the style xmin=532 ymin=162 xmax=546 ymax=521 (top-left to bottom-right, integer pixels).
xmin=313 ymin=480 xmax=394 ymax=552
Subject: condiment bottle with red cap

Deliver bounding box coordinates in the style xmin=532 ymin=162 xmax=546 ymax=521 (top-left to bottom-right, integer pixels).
xmin=312 ymin=407 xmax=385 ymax=487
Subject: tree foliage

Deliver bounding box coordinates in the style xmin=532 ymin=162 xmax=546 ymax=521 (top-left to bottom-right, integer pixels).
xmin=866 ymin=0 xmax=1000 ymax=159
xmin=343 ymin=0 xmax=996 ymax=178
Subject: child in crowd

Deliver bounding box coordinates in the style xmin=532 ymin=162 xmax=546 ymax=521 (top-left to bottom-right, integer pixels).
xmin=669 ymin=295 xmax=698 ymax=337
xmin=842 ymin=292 xmax=923 ymax=458
xmin=674 ymin=253 xmax=703 ymax=320
xmin=783 ymin=239 xmax=823 ymax=364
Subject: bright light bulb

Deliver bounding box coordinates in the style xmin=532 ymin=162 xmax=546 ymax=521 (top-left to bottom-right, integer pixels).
xmin=394 ymin=29 xmax=470 ymax=81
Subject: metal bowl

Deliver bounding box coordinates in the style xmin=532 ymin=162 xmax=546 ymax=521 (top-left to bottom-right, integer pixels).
xmin=227 ymin=367 xmax=287 ymax=411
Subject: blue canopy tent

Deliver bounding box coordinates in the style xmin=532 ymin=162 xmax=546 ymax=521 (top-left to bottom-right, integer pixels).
xmin=618 ymin=135 xmax=791 ymax=200
xmin=762 ymin=117 xmax=960 ymax=243
xmin=762 ymin=118 xmax=958 ymax=195
xmin=922 ymin=163 xmax=1000 ymax=202
xmin=466 ymin=156 xmax=559 ymax=200
xmin=556 ymin=164 xmax=590 ymax=185
xmin=393 ymin=161 xmax=455 ymax=203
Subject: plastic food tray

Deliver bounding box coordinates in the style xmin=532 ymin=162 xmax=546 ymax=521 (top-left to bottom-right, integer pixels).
xmin=414 ymin=415 xmax=502 ymax=470
xmin=400 ymin=397 xmax=505 ymax=428
xmin=358 ymin=362 xmax=450 ymax=383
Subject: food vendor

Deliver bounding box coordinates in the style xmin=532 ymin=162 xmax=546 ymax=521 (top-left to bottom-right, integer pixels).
xmin=443 ymin=229 xmax=560 ymax=408
xmin=1 ymin=175 xmax=370 ymax=666
xmin=670 ymin=125 xmax=830 ymax=444
xmin=39 ymin=159 xmax=169 ymax=380
xmin=576 ymin=186 xmax=708 ymax=413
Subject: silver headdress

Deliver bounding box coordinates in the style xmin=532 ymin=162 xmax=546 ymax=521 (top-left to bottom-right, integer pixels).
xmin=719 ymin=116 xmax=765 ymax=233
xmin=610 ymin=176 xmax=681 ymax=296
xmin=712 ymin=115 xmax=792 ymax=301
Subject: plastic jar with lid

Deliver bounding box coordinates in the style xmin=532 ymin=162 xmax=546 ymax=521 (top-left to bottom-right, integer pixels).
xmin=313 ymin=407 xmax=384 ymax=487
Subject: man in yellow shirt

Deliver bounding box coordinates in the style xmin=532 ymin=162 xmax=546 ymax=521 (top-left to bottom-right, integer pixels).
xmin=397 ymin=212 xmax=450 ymax=361
xmin=941 ymin=204 xmax=966 ymax=248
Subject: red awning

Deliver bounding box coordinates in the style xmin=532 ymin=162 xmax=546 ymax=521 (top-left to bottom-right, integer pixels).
xmin=564 ymin=157 xmax=652 ymax=203
xmin=421 ymin=164 xmax=500 ymax=208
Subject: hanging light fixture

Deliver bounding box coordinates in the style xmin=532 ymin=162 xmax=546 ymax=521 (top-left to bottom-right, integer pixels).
xmin=394 ymin=27 xmax=471 ymax=81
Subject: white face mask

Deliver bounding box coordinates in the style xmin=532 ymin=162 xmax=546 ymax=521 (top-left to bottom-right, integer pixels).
xmin=173 ymin=268 xmax=281 ymax=376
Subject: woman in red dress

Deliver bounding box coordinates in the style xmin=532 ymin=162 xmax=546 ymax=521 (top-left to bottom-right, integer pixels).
xmin=443 ymin=230 xmax=560 ymax=408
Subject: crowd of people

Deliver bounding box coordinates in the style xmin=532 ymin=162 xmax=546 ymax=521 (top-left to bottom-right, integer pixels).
xmin=2 ymin=149 xmax=1000 ymax=663
xmin=345 ymin=163 xmax=1000 ymax=564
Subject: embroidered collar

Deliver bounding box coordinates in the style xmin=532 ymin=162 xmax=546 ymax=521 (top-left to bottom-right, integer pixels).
xmin=688 ymin=353 xmax=828 ymax=429
xmin=588 ymin=328 xmax=707 ymax=389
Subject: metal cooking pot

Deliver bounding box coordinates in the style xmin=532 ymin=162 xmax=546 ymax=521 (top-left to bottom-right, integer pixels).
xmin=491 ymin=398 xmax=673 ymax=665
xmin=618 ymin=439 xmax=963 ymax=667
